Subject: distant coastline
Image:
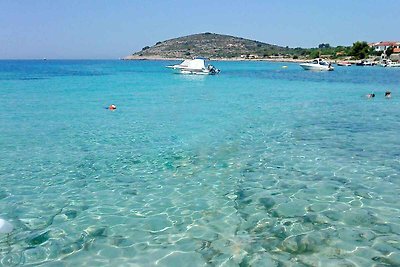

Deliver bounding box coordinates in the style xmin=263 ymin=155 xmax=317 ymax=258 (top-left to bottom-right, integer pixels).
xmin=122 ymin=55 xmax=362 ymax=64
xmin=125 ymin=33 xmax=399 ymax=64
xmin=123 ymin=55 xmax=307 ymax=63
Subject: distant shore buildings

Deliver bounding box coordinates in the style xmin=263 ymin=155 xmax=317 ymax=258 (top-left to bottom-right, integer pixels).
xmin=369 ymin=41 xmax=400 ymax=52
xmin=240 ymin=54 xmax=259 ymax=59
xmin=369 ymin=41 xmax=400 ymax=61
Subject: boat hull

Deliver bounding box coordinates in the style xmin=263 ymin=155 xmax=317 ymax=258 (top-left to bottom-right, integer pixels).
xmin=386 ymin=63 xmax=400 ymax=68
xmin=300 ymin=63 xmax=334 ymax=71
xmin=179 ymin=69 xmax=214 ymax=75
xmin=356 ymin=62 xmax=376 ymax=66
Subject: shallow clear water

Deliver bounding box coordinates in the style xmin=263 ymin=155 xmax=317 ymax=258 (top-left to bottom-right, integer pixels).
xmin=1 ymin=60 xmax=400 ymax=266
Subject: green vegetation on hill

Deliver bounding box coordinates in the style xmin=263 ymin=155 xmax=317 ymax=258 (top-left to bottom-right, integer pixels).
xmin=132 ymin=33 xmax=293 ymax=59
xmin=128 ymin=33 xmax=381 ymax=60
xmin=349 ymin=41 xmax=371 ymax=59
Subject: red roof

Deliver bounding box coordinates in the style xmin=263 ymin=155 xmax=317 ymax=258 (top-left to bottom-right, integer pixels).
xmin=375 ymin=41 xmax=399 ymax=47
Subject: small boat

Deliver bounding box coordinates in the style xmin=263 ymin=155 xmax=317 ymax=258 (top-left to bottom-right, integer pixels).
xmin=356 ymin=60 xmax=376 ymax=66
xmin=387 ymin=62 xmax=400 ymax=67
xmin=380 ymin=59 xmax=400 ymax=68
xmin=166 ymin=58 xmax=220 ymax=75
xmin=337 ymin=61 xmax=351 ymax=66
xmin=379 ymin=59 xmax=389 ymax=67
xmin=300 ymin=58 xmax=334 ymax=71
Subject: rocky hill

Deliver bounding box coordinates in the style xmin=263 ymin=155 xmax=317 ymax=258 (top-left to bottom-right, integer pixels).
xmin=126 ymin=33 xmax=293 ymax=59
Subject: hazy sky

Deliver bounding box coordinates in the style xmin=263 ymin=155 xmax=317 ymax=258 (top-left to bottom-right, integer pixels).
xmin=1 ymin=0 xmax=399 ymax=59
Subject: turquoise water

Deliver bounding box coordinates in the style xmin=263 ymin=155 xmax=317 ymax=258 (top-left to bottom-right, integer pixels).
xmin=1 ymin=60 xmax=400 ymax=266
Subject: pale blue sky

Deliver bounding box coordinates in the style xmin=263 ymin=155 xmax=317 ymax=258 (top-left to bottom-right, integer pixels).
xmin=1 ymin=0 xmax=399 ymax=59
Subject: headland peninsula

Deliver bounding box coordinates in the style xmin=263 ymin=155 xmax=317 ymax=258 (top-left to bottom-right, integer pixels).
xmin=123 ymin=32 xmax=395 ymax=63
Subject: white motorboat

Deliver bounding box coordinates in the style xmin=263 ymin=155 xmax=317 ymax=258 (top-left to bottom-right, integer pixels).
xmin=300 ymin=58 xmax=334 ymax=71
xmin=356 ymin=60 xmax=376 ymax=66
xmin=380 ymin=59 xmax=400 ymax=68
xmin=387 ymin=62 xmax=400 ymax=67
xmin=166 ymin=58 xmax=220 ymax=75
xmin=337 ymin=61 xmax=351 ymax=66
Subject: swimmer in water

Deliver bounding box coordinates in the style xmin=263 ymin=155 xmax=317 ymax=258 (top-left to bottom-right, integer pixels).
xmin=385 ymin=91 xmax=391 ymax=98
xmin=108 ymin=104 xmax=117 ymax=110
xmin=367 ymin=93 xmax=375 ymax=98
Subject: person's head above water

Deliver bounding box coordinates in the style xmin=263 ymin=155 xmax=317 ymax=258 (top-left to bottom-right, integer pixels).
xmin=108 ymin=104 xmax=117 ymax=110
xmin=385 ymin=91 xmax=391 ymax=98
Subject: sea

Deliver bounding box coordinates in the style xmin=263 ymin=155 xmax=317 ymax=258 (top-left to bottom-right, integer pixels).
xmin=0 ymin=60 xmax=400 ymax=266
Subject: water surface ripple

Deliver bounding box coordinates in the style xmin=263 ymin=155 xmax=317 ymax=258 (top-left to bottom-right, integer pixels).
xmin=1 ymin=60 xmax=400 ymax=266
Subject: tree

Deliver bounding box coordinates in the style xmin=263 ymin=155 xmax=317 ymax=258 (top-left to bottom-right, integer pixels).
xmin=318 ymin=43 xmax=331 ymax=49
xmin=385 ymin=46 xmax=394 ymax=57
xmin=349 ymin=41 xmax=370 ymax=59
xmin=309 ymin=49 xmax=321 ymax=58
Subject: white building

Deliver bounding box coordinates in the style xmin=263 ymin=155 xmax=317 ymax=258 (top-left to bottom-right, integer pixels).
xmin=370 ymin=41 xmax=400 ymax=52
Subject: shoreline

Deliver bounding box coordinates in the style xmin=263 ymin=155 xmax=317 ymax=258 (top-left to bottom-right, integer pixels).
xmin=122 ymin=56 xmax=364 ymax=64
xmin=122 ymin=55 xmax=308 ymax=63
